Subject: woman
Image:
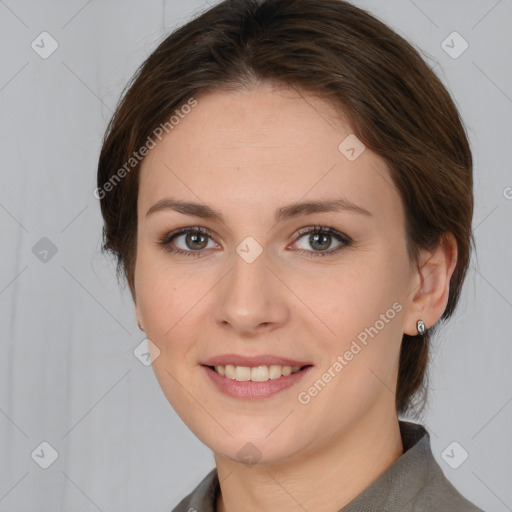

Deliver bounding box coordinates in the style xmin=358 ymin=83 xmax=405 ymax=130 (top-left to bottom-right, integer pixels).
xmin=97 ymin=0 xmax=484 ymax=510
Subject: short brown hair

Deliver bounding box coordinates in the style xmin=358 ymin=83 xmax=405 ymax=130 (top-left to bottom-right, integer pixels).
xmin=97 ymin=0 xmax=474 ymax=415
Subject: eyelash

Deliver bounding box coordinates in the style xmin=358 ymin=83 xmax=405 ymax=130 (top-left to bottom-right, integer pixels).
xmin=156 ymin=225 xmax=352 ymax=258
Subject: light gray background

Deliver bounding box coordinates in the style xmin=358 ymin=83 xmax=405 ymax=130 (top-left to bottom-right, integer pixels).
xmin=1 ymin=0 xmax=511 ymax=511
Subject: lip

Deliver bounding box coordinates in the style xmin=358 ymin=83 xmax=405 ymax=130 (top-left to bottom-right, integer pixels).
xmin=202 ymin=353 xmax=312 ymax=367
xmin=202 ymin=364 xmax=314 ymax=399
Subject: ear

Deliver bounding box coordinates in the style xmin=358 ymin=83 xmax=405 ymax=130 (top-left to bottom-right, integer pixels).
xmin=134 ymin=300 xmax=145 ymax=332
xmin=403 ymin=233 xmax=458 ymax=336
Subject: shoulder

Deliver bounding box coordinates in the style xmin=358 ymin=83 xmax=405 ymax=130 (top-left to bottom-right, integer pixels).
xmin=427 ymin=471 xmax=485 ymax=512
xmin=398 ymin=421 xmax=485 ymax=512
xmin=341 ymin=421 xmax=486 ymax=512
xmin=170 ymin=468 xmax=219 ymax=512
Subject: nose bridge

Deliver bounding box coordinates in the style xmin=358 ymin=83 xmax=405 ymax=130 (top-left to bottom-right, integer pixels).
xmin=214 ymin=239 xmax=288 ymax=333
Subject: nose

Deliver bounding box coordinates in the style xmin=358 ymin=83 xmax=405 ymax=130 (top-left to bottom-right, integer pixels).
xmin=214 ymin=245 xmax=290 ymax=337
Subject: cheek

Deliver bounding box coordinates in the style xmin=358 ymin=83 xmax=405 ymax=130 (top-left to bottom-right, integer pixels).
xmin=315 ymin=259 xmax=404 ymax=334
xmin=135 ymin=253 xmax=192 ymax=336
xmin=305 ymin=270 xmax=404 ymax=417
xmin=311 ymin=252 xmax=406 ymax=377
xmin=134 ymin=252 xmax=221 ymax=365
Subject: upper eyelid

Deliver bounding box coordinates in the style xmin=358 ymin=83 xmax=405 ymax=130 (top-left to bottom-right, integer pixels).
xmin=160 ymin=227 xmax=216 ymax=245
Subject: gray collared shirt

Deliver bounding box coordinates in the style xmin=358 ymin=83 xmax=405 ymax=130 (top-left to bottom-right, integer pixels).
xmin=171 ymin=421 xmax=484 ymax=511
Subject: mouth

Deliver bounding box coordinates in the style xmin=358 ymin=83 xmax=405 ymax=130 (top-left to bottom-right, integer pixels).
xmin=204 ymin=363 xmax=312 ymax=382
xmin=201 ymin=361 xmax=314 ymax=399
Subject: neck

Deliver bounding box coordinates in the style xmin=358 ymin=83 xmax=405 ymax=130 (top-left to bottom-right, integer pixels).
xmin=214 ymin=408 xmax=403 ymax=512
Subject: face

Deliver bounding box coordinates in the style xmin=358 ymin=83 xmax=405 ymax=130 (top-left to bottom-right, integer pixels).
xmin=134 ymin=83 xmax=420 ymax=465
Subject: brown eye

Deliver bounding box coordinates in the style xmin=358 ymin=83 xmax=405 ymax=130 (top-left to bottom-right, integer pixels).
xmin=308 ymin=232 xmax=333 ymax=251
xmin=184 ymin=230 xmax=209 ymax=250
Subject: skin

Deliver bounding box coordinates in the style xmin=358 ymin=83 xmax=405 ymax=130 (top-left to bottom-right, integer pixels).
xmin=133 ymin=82 xmax=457 ymax=512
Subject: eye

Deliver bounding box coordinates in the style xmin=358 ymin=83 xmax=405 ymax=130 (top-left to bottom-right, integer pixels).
xmin=290 ymin=226 xmax=352 ymax=257
xmin=157 ymin=225 xmax=352 ymax=258
xmin=157 ymin=227 xmax=218 ymax=256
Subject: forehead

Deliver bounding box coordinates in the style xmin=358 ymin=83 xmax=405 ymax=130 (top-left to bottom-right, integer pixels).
xmin=137 ymin=84 xmax=400 ymax=223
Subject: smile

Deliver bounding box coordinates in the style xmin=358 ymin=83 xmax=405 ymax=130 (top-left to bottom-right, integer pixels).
xmin=202 ymin=364 xmax=313 ymax=399
xmin=211 ymin=364 xmax=304 ymax=381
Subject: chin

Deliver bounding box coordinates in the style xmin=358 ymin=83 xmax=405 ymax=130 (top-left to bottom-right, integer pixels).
xmin=211 ymin=436 xmax=304 ymax=468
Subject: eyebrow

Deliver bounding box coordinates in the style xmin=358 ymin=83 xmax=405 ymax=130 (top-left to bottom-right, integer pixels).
xmin=146 ymin=197 xmax=371 ymax=223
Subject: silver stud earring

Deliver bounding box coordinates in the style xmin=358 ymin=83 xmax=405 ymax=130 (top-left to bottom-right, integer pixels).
xmin=416 ymin=319 xmax=426 ymax=336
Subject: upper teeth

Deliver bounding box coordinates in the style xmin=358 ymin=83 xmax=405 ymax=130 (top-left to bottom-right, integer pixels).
xmin=215 ymin=364 xmax=302 ymax=381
